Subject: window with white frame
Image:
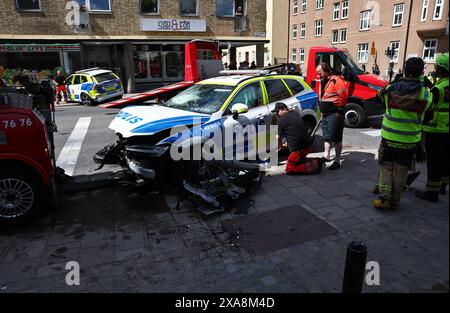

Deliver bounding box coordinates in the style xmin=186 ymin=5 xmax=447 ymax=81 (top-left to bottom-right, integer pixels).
xmin=423 ymin=39 xmax=438 ymax=61
xmin=341 ymin=1 xmax=349 ymax=19
xmin=180 ymin=0 xmax=198 ymax=16
xmin=332 ymin=30 xmax=339 ymax=44
xmin=357 ymin=43 xmax=369 ymax=63
xmin=300 ymin=23 xmax=306 ymax=38
xmin=301 ymin=0 xmax=307 ymax=13
xmin=340 ymin=28 xmax=347 ymax=43
xmin=16 ymin=0 xmax=41 ymax=11
xmin=333 ymin=3 xmax=340 ymax=20
xmin=421 ymin=0 xmax=430 ymax=21
xmin=292 ymin=24 xmax=298 ymax=39
xmin=392 ymin=4 xmax=404 ymax=26
xmin=293 ymin=0 xmax=298 ymax=15
xmin=88 ymin=0 xmax=112 ymax=12
xmin=316 ymin=0 xmax=324 ymax=10
xmin=140 ymin=0 xmax=158 ymax=14
xmin=315 ymin=20 xmax=323 ymax=36
xmin=300 ymin=48 xmax=305 ymax=63
xmin=360 ymin=10 xmax=371 ymax=30
xmin=389 ymin=41 xmax=400 ymax=62
xmin=433 ymin=0 xmax=444 ymax=20
xmin=292 ymin=49 xmax=297 ymax=62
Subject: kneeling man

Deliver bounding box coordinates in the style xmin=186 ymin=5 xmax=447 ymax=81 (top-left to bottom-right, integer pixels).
xmin=272 ymin=102 xmax=324 ymax=175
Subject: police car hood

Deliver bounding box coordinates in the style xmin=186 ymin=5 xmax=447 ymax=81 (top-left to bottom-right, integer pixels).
xmin=109 ymin=105 xmax=211 ymax=138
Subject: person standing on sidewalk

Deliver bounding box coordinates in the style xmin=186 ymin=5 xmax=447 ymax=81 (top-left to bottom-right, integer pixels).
xmin=316 ymin=62 xmax=348 ymax=170
xmin=415 ymin=53 xmax=449 ymax=202
xmin=53 ymin=70 xmax=68 ymax=104
xmin=272 ymin=103 xmax=324 ymax=175
xmin=374 ymin=57 xmax=433 ymax=210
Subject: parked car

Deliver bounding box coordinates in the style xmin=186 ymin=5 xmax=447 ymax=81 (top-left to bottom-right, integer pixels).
xmin=94 ymin=73 xmax=318 ymax=182
xmin=66 ymin=68 xmax=124 ymax=106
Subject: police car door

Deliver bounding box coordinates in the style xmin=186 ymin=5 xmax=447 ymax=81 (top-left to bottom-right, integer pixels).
xmin=222 ymin=82 xmax=270 ymax=160
xmin=69 ymin=75 xmax=83 ymax=101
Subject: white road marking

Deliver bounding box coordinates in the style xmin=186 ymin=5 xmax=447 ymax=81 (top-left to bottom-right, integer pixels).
xmin=56 ymin=117 xmax=92 ymax=176
xmin=362 ymin=129 xmax=381 ymax=137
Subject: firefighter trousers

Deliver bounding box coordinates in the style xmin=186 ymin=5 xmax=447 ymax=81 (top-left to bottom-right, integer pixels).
xmin=424 ymin=132 xmax=449 ymax=192
xmin=378 ymin=140 xmax=415 ymax=203
xmin=286 ymin=147 xmax=322 ymax=175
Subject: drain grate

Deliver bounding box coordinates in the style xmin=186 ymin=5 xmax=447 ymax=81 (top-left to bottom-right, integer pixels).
xmin=221 ymin=205 xmax=338 ymax=255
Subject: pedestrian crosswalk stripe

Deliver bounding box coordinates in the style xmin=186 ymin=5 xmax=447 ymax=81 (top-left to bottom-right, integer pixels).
xmin=362 ymin=130 xmax=381 ymax=137
xmin=56 ymin=117 xmax=92 ymax=176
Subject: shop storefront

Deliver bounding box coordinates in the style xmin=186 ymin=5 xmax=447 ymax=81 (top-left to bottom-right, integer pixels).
xmin=0 ymin=43 xmax=81 ymax=84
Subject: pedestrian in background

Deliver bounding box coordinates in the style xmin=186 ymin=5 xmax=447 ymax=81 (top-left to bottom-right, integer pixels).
xmin=53 ymin=70 xmax=68 ymax=104
xmin=374 ymin=57 xmax=433 ymax=210
xmin=316 ymin=62 xmax=348 ymax=170
xmin=416 ymin=52 xmax=449 ymax=202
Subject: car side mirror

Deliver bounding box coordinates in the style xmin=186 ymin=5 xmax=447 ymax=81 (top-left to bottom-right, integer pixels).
xmin=231 ymin=103 xmax=249 ymax=120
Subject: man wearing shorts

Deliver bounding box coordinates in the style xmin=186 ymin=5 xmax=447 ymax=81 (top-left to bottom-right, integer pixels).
xmin=316 ymin=62 xmax=348 ymax=170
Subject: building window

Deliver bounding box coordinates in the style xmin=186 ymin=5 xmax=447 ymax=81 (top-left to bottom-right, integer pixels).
xmin=421 ymin=0 xmax=429 ymax=21
xmin=300 ymin=48 xmax=305 ymax=64
xmin=15 ymin=0 xmax=41 ymax=11
xmin=300 ymin=23 xmax=306 ymax=38
xmin=301 ymin=0 xmax=307 ymax=13
xmin=293 ymin=0 xmax=298 ymax=15
xmin=357 ymin=43 xmax=369 ymax=63
xmin=332 ymin=30 xmax=339 ymax=44
xmin=315 ymin=20 xmax=323 ymax=36
xmin=316 ymin=0 xmax=324 ymax=10
xmin=292 ymin=24 xmax=298 ymax=39
xmin=433 ymin=0 xmax=444 ymax=20
xmin=180 ymin=0 xmax=198 ymax=16
xmin=423 ymin=39 xmax=438 ymax=61
xmin=392 ymin=4 xmax=404 ymax=26
xmin=140 ymin=0 xmax=159 ymax=14
xmin=292 ymin=49 xmax=297 ymax=62
xmin=88 ymin=0 xmax=111 ymax=12
xmin=340 ymin=28 xmax=347 ymax=43
xmin=389 ymin=41 xmax=400 ymax=62
xmin=341 ymin=0 xmax=349 ymax=19
xmin=333 ymin=3 xmax=340 ymax=20
xmin=216 ymin=0 xmax=235 ymax=17
xmin=360 ymin=10 xmax=371 ymax=31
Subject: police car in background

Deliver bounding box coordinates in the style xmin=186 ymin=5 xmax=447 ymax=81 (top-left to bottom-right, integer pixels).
xmin=66 ymin=68 xmax=124 ymax=106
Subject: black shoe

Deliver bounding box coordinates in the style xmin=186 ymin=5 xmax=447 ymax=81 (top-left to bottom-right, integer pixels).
xmin=321 ymin=157 xmax=332 ymax=163
xmin=415 ymin=190 xmax=439 ymax=203
xmin=329 ymin=161 xmax=341 ymax=170
xmin=440 ymin=185 xmax=447 ymax=195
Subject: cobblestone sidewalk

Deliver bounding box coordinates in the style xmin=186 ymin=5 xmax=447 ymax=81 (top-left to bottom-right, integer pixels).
xmin=0 ymin=150 xmax=448 ymax=293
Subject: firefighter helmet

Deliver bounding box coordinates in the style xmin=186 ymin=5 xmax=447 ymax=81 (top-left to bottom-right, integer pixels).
xmin=404 ymin=57 xmax=425 ymax=78
xmin=436 ymin=52 xmax=449 ymax=71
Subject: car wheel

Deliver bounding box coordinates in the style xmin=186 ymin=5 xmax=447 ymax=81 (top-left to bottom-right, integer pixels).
xmin=81 ymin=93 xmax=94 ymax=107
xmin=345 ymin=103 xmax=366 ymax=128
xmin=0 ymin=166 xmax=46 ymax=227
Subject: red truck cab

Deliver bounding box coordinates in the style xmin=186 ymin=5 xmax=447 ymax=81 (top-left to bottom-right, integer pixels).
xmin=0 ymin=101 xmax=55 ymax=227
xmin=306 ymin=47 xmax=388 ymax=127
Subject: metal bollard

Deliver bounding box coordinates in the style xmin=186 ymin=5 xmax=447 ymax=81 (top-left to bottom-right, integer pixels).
xmin=342 ymin=241 xmax=368 ymax=293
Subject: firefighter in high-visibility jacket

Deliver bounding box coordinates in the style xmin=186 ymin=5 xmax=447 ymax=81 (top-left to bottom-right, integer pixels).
xmin=374 ymin=57 xmax=434 ymax=210
xmin=416 ymin=52 xmax=449 ymax=202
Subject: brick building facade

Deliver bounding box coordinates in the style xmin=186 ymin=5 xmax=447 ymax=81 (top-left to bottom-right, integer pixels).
xmin=0 ymin=0 xmax=268 ymax=91
xmin=289 ymin=0 xmax=449 ymax=78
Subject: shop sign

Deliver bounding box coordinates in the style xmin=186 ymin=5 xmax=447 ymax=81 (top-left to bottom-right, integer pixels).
xmin=141 ymin=18 xmax=206 ymax=32
xmin=0 ymin=45 xmax=46 ymax=53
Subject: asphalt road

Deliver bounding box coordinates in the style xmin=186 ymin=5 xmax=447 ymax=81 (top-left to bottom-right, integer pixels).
xmin=53 ymin=103 xmax=383 ymax=177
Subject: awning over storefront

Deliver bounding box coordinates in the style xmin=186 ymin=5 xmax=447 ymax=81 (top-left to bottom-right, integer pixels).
xmin=0 ymin=43 xmax=80 ymax=53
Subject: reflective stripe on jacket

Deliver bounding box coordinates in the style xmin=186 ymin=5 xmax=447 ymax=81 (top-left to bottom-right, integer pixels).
xmin=423 ymin=77 xmax=449 ymax=133
xmin=380 ymin=79 xmax=433 ymax=143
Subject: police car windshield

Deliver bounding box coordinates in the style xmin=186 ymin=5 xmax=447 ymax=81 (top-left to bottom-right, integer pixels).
xmin=340 ymin=52 xmax=365 ymax=75
xmin=94 ymin=72 xmax=117 ymax=83
xmin=163 ymin=84 xmax=234 ymax=114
